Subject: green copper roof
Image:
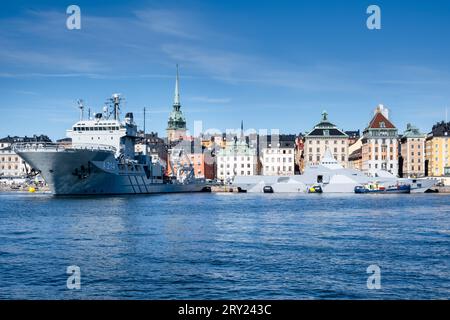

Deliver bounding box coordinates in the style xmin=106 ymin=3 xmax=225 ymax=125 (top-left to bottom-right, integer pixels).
xmin=167 ymin=104 xmax=186 ymax=130
xmin=167 ymin=65 xmax=187 ymax=130
xmin=217 ymin=139 xmax=256 ymax=156
xmin=403 ymin=123 xmax=425 ymax=138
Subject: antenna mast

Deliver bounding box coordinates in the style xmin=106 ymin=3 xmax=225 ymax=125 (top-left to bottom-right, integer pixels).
xmin=77 ymin=99 xmax=84 ymax=121
xmin=111 ymin=93 xmax=122 ymax=120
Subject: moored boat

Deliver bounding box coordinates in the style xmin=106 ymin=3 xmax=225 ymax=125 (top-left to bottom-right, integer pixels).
xmin=354 ymin=183 xmax=411 ymax=194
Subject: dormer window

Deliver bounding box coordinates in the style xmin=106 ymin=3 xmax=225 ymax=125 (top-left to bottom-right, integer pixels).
xmin=324 ymin=130 xmax=329 ymax=136
xmin=379 ymin=122 xmax=386 ymax=128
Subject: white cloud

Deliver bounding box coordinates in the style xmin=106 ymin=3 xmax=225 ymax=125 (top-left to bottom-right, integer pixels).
xmin=134 ymin=9 xmax=199 ymax=39
xmin=187 ymin=96 xmax=231 ymax=104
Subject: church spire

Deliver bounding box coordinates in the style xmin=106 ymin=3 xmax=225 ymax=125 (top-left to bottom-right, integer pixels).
xmin=240 ymin=120 xmax=244 ymax=140
xmin=174 ymin=64 xmax=180 ymax=107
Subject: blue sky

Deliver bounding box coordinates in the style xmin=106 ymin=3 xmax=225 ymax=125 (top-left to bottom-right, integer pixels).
xmin=1 ymin=0 xmax=450 ymax=140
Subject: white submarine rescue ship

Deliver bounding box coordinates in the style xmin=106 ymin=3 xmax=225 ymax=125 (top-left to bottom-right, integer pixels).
xmin=13 ymin=94 xmax=208 ymax=195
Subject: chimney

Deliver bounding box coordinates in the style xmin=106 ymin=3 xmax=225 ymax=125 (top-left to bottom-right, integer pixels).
xmin=375 ymin=104 xmax=389 ymax=119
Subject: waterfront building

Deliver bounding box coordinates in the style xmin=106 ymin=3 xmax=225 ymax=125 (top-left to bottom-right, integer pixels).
xmin=216 ymin=136 xmax=257 ymax=183
xmin=260 ymin=134 xmax=296 ymax=176
xmin=56 ymin=137 xmax=72 ymax=148
xmin=166 ymin=65 xmax=187 ymax=144
xmin=361 ymin=104 xmax=399 ymax=176
xmin=348 ymin=148 xmax=363 ymax=171
xmin=348 ymin=136 xmax=363 ymax=171
xmin=135 ymin=131 xmax=168 ymax=165
xmin=304 ymin=111 xmax=349 ymax=168
xmin=425 ymin=121 xmax=450 ymax=177
xmin=200 ymin=133 xmax=226 ymax=149
xmin=345 ymin=130 xmax=360 ymax=146
xmin=167 ymin=138 xmax=216 ymax=180
xmin=295 ymin=134 xmax=305 ymax=173
xmin=399 ymin=124 xmax=426 ymax=178
xmin=0 ymin=135 xmax=51 ymax=178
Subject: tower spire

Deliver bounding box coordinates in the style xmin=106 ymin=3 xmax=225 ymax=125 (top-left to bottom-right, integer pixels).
xmin=240 ymin=120 xmax=244 ymax=140
xmin=174 ymin=64 xmax=180 ymax=107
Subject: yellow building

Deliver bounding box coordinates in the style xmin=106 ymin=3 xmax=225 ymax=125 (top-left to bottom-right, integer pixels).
xmin=425 ymin=122 xmax=450 ymax=177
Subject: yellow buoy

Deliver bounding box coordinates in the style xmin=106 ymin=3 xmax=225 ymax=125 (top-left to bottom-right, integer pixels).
xmin=28 ymin=187 xmax=36 ymax=193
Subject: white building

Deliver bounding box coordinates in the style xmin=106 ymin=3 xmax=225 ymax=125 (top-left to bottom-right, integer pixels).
xmin=216 ymin=138 xmax=257 ymax=183
xmin=0 ymin=135 xmax=51 ymax=178
xmin=260 ymin=135 xmax=296 ymax=175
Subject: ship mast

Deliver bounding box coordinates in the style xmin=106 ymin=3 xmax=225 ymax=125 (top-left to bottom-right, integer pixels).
xmin=111 ymin=93 xmax=122 ymax=120
xmin=77 ymin=99 xmax=84 ymax=121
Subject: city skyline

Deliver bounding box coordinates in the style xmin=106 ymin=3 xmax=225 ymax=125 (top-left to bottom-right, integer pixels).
xmin=1 ymin=0 xmax=450 ymax=140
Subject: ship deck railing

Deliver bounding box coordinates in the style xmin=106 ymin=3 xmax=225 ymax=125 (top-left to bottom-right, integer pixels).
xmin=12 ymin=142 xmax=116 ymax=153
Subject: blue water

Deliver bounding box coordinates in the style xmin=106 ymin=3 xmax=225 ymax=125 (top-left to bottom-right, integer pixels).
xmin=0 ymin=192 xmax=449 ymax=299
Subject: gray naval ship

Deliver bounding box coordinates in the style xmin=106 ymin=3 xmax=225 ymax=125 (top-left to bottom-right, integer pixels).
xmin=13 ymin=94 xmax=208 ymax=195
xmin=233 ymin=148 xmax=436 ymax=193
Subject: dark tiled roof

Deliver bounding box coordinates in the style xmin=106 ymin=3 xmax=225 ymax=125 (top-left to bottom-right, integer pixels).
xmin=345 ymin=130 xmax=360 ymax=138
xmin=307 ymin=128 xmax=347 ymax=137
xmin=262 ymin=135 xmax=296 ymax=148
xmin=0 ymin=135 xmax=52 ymax=143
xmin=349 ymin=148 xmax=362 ymax=160
xmin=429 ymin=121 xmax=450 ymax=137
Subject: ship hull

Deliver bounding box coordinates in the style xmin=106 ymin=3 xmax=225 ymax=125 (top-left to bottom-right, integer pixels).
xmin=232 ymin=173 xmax=436 ymax=194
xmin=17 ymin=149 xmax=207 ymax=195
